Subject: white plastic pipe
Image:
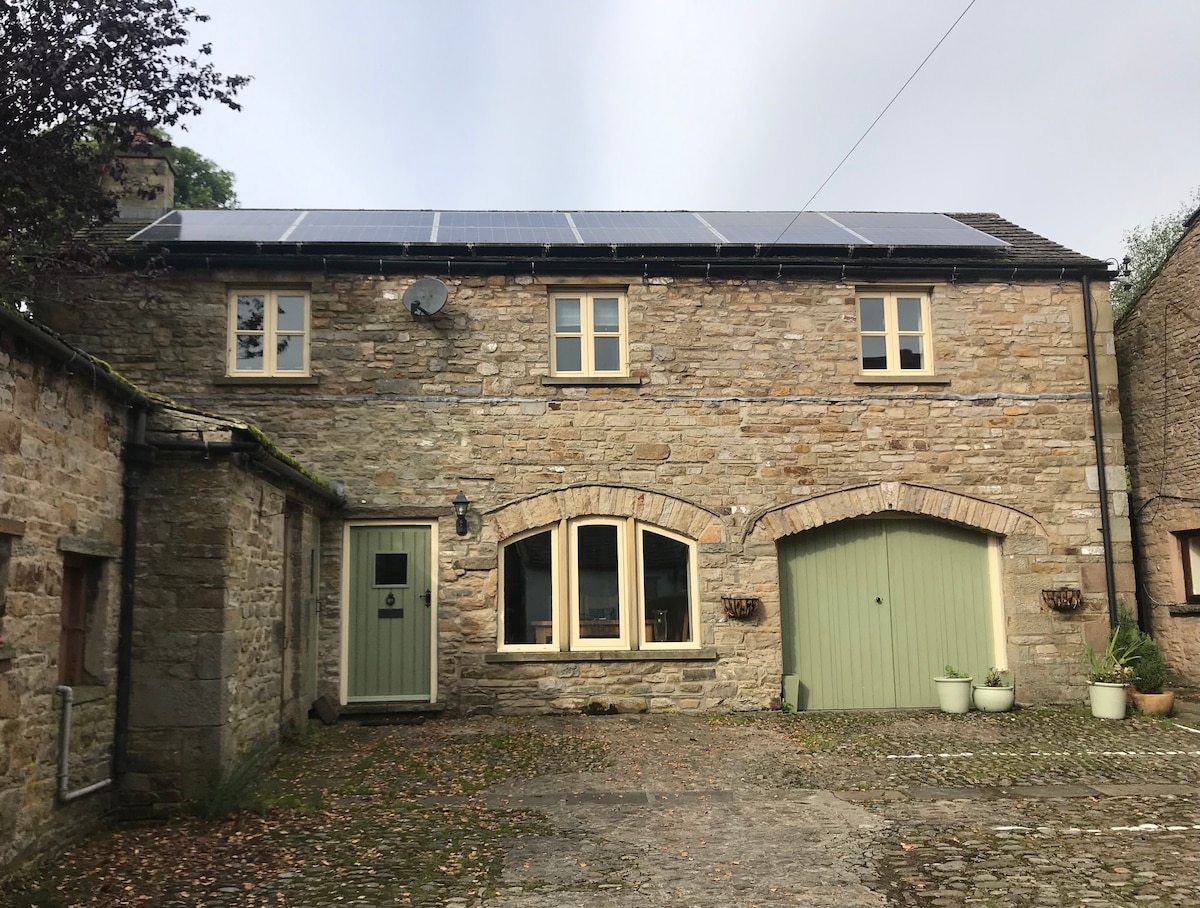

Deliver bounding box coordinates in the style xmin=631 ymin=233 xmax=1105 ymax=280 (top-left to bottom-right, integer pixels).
xmin=55 ymin=686 xmax=113 ymax=803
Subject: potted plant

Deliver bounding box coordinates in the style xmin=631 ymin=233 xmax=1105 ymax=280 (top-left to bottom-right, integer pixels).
xmin=934 ymin=664 xmax=973 ymax=714
xmin=1129 ymin=634 xmax=1174 ymax=717
xmin=1109 ymin=604 xmax=1174 ymax=716
xmin=1084 ymin=632 xmax=1137 ymax=720
xmin=972 ymin=667 xmax=1015 ymax=712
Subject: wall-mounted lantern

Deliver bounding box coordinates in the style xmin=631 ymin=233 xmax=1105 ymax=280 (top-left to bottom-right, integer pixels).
xmin=452 ymin=491 xmax=472 ymax=536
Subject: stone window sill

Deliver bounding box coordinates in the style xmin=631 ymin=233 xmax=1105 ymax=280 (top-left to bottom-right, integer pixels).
xmin=540 ymin=376 xmax=643 ymax=388
xmin=1168 ymin=602 xmax=1200 ymax=617
xmin=213 ymin=376 xmax=321 ymax=386
xmin=853 ymin=374 xmax=951 ymax=386
xmin=486 ymin=648 xmax=718 ymax=664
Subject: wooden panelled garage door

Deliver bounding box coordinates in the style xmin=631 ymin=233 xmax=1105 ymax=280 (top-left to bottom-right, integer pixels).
xmin=778 ymin=518 xmax=996 ymax=710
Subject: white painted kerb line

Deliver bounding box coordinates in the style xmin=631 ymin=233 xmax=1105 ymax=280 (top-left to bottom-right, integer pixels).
xmin=886 ymin=750 xmax=1200 ymax=760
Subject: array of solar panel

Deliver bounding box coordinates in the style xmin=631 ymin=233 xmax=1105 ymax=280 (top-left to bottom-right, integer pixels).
xmin=436 ymin=211 xmax=577 ymax=244
xmin=129 ymin=209 xmax=1007 ymax=247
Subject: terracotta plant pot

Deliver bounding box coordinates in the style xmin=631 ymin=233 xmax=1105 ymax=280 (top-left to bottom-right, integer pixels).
xmin=1131 ymin=689 xmax=1174 ymax=716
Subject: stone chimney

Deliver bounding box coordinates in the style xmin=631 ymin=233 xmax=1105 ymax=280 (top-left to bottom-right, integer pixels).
xmin=102 ymin=154 xmax=176 ymax=219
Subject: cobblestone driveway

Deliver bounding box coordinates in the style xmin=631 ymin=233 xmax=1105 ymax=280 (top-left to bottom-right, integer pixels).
xmin=4 ymin=707 xmax=1199 ymax=907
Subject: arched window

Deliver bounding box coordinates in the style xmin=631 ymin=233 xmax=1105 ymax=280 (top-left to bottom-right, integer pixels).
xmin=499 ymin=518 xmax=698 ymax=652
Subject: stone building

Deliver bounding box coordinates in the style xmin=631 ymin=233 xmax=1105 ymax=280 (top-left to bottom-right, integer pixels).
xmin=0 ymin=307 xmax=142 ymax=870
xmin=0 ymin=305 xmax=339 ymax=870
xmin=1115 ymin=205 xmax=1200 ymax=684
xmin=39 ymin=193 xmax=1133 ymax=716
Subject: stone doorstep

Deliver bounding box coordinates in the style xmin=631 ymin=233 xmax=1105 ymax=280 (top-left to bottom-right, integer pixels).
xmin=338 ymin=701 xmax=447 ymax=720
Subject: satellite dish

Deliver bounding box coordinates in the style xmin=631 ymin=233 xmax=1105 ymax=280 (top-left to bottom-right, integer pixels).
xmin=402 ymin=278 xmax=448 ymax=318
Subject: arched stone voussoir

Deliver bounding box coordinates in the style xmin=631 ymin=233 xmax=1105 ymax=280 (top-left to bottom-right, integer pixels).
xmin=746 ymin=481 xmax=1045 ymax=543
xmin=487 ymin=483 xmax=726 ymax=542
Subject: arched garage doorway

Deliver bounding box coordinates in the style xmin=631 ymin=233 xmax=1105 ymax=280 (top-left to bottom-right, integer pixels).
xmin=778 ymin=516 xmax=1002 ymax=710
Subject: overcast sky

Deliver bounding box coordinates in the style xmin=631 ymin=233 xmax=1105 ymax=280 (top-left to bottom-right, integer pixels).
xmin=176 ymin=0 xmax=1199 ymax=262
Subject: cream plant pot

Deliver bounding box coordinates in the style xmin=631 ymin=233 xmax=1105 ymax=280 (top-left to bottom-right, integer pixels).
xmin=935 ymin=677 xmax=973 ymax=714
xmin=1088 ymin=681 xmax=1128 ymax=719
xmin=971 ymin=684 xmax=1015 ymax=713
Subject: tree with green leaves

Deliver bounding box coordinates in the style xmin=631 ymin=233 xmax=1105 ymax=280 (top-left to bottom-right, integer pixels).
xmin=0 ymin=0 xmax=247 ymax=302
xmin=1112 ymin=187 xmax=1200 ymax=318
xmin=172 ymin=143 xmax=237 ymax=209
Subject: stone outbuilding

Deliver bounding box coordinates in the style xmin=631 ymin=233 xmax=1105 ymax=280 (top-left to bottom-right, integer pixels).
xmin=38 ymin=188 xmax=1133 ymax=717
xmin=1115 ymin=204 xmax=1200 ymax=684
xmin=0 ymin=305 xmax=341 ymax=870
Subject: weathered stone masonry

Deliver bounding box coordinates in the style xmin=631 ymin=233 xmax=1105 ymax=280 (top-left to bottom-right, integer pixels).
xmin=123 ymin=408 xmax=331 ymax=818
xmin=0 ymin=325 xmax=128 ymax=871
xmin=45 ymin=264 xmax=1133 ymax=711
xmin=1116 ymin=210 xmax=1200 ymax=683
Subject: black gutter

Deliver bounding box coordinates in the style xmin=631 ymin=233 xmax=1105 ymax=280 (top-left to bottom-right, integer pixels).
xmin=150 ymin=439 xmax=344 ymax=508
xmin=108 ymin=251 xmax=1115 ymax=283
xmin=1081 ymin=277 xmax=1119 ymax=627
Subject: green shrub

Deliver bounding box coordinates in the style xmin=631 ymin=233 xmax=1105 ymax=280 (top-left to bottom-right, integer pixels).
xmin=193 ymin=741 xmax=277 ymax=819
xmin=1113 ymin=604 xmax=1170 ymax=694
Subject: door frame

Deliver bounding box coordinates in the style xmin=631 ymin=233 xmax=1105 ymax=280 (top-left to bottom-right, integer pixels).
xmin=339 ymin=520 xmax=439 ymax=705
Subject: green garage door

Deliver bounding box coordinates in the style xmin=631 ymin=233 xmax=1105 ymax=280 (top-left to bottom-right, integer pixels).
xmin=779 ymin=518 xmax=995 ymax=710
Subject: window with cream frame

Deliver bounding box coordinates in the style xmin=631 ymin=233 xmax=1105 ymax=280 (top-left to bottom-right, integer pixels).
xmin=549 ymin=290 xmax=628 ymax=377
xmin=499 ymin=518 xmax=699 ymax=652
xmin=228 ymin=289 xmax=310 ymax=376
xmin=857 ymin=289 xmax=934 ymax=375
xmin=1179 ymin=530 xmax=1200 ymax=604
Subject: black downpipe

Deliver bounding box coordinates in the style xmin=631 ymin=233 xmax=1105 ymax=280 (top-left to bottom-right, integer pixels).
xmin=1080 ymin=277 xmax=1119 ymax=628
xmin=114 ymin=410 xmax=154 ymax=775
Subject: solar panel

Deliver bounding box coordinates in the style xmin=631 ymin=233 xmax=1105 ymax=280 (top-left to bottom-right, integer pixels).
xmin=126 ymin=209 xmax=1009 ymax=248
xmin=572 ymin=211 xmax=717 ymax=244
xmin=701 ymin=211 xmax=859 ymax=245
xmin=436 ymin=211 xmax=576 ymax=244
xmin=130 ymin=210 xmax=304 ymax=242
xmin=289 ymin=211 xmax=435 ymax=244
xmin=829 ymin=212 xmax=1008 ymax=247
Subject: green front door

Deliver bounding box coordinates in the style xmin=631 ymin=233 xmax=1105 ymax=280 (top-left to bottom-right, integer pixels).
xmin=348 ymin=525 xmax=433 ymax=702
xmin=779 ymin=517 xmax=994 ymax=710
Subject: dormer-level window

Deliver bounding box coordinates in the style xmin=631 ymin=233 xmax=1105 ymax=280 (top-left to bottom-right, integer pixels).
xmin=857 ymin=291 xmax=933 ymax=375
xmin=550 ymin=291 xmax=628 ymax=377
xmin=228 ymin=290 xmax=310 ymax=376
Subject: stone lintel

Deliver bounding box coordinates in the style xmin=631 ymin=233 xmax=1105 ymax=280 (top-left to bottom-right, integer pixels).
xmin=0 ymin=517 xmax=26 ymax=537
xmin=57 ymin=536 xmax=121 ymax=559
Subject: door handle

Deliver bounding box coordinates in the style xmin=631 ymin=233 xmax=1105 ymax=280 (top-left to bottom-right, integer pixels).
xmin=422 ymin=589 xmax=432 ymax=608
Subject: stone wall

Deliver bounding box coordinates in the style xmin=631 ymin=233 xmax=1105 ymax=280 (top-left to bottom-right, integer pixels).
xmin=0 ymin=329 xmax=127 ymax=871
xmin=1115 ymin=215 xmax=1200 ymax=683
xmin=45 ymin=270 xmax=1132 ymax=710
xmin=125 ymin=439 xmax=323 ymax=817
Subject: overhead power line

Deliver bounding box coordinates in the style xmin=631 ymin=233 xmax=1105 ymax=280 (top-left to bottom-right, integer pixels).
xmin=766 ymin=0 xmax=980 ymax=249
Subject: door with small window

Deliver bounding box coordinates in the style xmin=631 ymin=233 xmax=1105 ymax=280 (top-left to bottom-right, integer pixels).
xmin=348 ymin=525 xmax=433 ymax=702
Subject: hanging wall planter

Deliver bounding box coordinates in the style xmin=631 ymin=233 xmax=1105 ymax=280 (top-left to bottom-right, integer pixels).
xmin=722 ymin=596 xmax=760 ymax=620
xmin=1042 ymin=588 xmax=1082 ymax=612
